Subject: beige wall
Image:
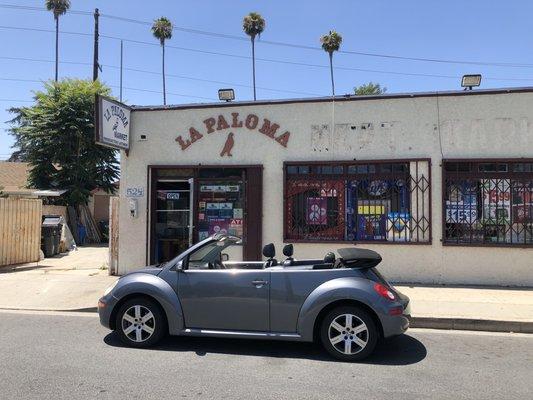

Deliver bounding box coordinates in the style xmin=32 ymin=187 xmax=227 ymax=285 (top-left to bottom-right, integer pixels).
xmin=118 ymin=90 xmax=533 ymax=286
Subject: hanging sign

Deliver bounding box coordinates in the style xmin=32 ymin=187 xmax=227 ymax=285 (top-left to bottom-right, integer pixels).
xmin=95 ymin=95 xmax=131 ymax=151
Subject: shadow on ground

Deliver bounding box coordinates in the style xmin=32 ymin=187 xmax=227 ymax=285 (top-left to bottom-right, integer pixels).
xmin=104 ymin=332 xmax=426 ymax=365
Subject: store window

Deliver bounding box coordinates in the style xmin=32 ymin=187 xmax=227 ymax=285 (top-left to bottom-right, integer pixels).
xmin=284 ymin=160 xmax=431 ymax=243
xmin=443 ymin=160 xmax=533 ymax=246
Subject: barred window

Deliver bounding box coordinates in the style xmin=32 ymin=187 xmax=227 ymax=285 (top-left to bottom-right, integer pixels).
xmin=443 ymin=160 xmax=533 ymax=246
xmin=284 ymin=160 xmax=431 ymax=243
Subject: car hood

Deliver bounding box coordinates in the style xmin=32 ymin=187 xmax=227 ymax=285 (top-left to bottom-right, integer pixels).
xmin=122 ymin=265 xmax=163 ymax=278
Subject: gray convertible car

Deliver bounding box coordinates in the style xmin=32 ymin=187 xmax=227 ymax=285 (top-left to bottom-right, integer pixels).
xmin=98 ymin=234 xmax=410 ymax=361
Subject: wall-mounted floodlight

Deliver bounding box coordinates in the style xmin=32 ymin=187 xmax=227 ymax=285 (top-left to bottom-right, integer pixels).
xmin=218 ymin=88 xmax=235 ymax=102
xmin=461 ymin=74 xmax=482 ymax=90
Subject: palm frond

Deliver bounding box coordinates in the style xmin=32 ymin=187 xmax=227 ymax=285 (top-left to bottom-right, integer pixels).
xmin=151 ymin=17 xmax=173 ymax=45
xmin=320 ymin=30 xmax=343 ymax=54
xmin=45 ymin=0 xmax=70 ymax=18
xmin=242 ymin=12 xmax=265 ymax=39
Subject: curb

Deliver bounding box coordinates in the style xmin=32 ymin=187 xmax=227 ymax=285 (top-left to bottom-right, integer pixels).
xmin=411 ymin=317 xmax=533 ymax=334
xmin=0 ymin=307 xmax=97 ymax=313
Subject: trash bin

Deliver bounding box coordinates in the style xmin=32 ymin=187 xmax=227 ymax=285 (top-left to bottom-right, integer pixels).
xmin=41 ymin=216 xmax=63 ymax=256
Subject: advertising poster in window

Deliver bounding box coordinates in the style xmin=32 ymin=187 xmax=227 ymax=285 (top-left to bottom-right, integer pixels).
xmin=445 ymin=182 xmax=478 ymax=223
xmin=306 ymin=197 xmax=327 ymax=225
xmin=512 ymin=181 xmax=533 ymax=223
xmin=386 ymin=212 xmax=411 ymax=241
xmin=481 ymin=179 xmax=510 ymax=224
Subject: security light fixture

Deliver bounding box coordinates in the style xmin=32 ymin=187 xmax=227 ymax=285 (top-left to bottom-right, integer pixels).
xmin=218 ymin=88 xmax=235 ymax=102
xmin=461 ymin=74 xmax=482 ymax=90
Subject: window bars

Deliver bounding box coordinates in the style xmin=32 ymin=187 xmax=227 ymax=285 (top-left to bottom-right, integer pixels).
xmin=443 ymin=160 xmax=533 ymax=246
xmin=284 ymin=160 xmax=431 ymax=244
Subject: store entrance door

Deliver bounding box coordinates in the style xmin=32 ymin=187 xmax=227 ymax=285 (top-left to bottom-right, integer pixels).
xmin=149 ymin=166 xmax=262 ymax=264
xmin=153 ymin=179 xmax=193 ymax=264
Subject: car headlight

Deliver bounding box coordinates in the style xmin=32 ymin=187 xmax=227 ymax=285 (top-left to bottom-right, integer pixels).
xmin=103 ymin=279 xmax=119 ymax=296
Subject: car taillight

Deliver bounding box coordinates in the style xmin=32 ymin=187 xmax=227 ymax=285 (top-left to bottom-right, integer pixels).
xmin=374 ymin=283 xmax=396 ymax=301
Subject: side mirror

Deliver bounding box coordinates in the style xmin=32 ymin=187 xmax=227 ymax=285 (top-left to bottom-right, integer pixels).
xmin=221 ymin=253 xmax=229 ymax=262
xmin=176 ymin=260 xmax=185 ymax=271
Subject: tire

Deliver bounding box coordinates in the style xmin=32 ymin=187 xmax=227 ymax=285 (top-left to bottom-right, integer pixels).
xmin=115 ymin=297 xmax=166 ymax=348
xmin=320 ymin=306 xmax=378 ymax=361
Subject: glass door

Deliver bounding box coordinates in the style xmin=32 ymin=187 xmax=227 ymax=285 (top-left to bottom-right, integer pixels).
xmin=154 ymin=179 xmax=192 ymax=263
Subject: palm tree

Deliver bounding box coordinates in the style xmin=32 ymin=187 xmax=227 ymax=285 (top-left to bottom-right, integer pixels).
xmin=151 ymin=17 xmax=173 ymax=105
xmin=45 ymin=0 xmax=71 ymax=81
xmin=320 ymin=30 xmax=343 ymax=96
xmin=242 ymin=12 xmax=265 ymax=101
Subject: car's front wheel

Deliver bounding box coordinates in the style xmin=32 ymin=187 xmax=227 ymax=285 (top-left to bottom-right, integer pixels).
xmin=115 ymin=297 xmax=166 ymax=348
xmin=320 ymin=306 xmax=378 ymax=361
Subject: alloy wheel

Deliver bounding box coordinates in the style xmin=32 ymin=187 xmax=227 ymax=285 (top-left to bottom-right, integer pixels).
xmin=328 ymin=313 xmax=368 ymax=355
xmin=121 ymin=305 xmax=156 ymax=343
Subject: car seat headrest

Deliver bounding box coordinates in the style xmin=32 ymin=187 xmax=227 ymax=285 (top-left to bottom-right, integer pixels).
xmin=323 ymin=252 xmax=336 ymax=264
xmin=262 ymin=243 xmax=275 ymax=259
xmin=282 ymin=244 xmax=294 ymax=258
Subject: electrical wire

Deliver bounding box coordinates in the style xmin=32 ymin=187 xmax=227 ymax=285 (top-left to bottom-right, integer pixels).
xmin=1 ymin=3 xmax=533 ymax=69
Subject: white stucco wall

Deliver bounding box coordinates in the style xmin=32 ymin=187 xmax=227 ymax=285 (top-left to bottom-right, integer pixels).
xmin=118 ymin=90 xmax=533 ymax=286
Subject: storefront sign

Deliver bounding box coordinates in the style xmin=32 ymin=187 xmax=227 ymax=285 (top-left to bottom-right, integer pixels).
xmin=95 ymin=95 xmax=131 ymax=151
xmin=175 ymin=113 xmax=291 ymax=156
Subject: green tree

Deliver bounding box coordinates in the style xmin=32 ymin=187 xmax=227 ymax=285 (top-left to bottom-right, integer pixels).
xmin=151 ymin=17 xmax=173 ymax=105
xmin=320 ymin=30 xmax=342 ymax=96
xmin=242 ymin=12 xmax=265 ymax=101
xmin=354 ymin=82 xmax=386 ymax=95
xmin=45 ymin=0 xmax=71 ymax=81
xmin=8 ymin=79 xmax=119 ymax=206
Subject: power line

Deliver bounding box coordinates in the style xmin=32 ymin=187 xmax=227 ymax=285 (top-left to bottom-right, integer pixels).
xmin=1 ymin=3 xmax=533 ymax=69
xmin=0 ymin=55 xmax=321 ymax=96
xmin=0 ymin=77 xmax=217 ymax=101
xmin=3 ymin=50 xmax=533 ymax=88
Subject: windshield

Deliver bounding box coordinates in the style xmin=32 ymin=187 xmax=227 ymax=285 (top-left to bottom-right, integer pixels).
xmin=186 ymin=236 xmax=241 ymax=268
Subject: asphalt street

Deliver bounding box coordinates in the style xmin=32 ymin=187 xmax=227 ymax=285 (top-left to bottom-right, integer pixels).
xmin=0 ymin=310 xmax=531 ymax=400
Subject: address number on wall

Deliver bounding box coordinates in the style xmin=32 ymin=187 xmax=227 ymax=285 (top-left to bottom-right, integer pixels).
xmin=126 ymin=187 xmax=145 ymax=198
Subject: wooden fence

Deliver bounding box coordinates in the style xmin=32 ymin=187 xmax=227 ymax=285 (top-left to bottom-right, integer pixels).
xmin=108 ymin=196 xmax=119 ymax=275
xmin=0 ymin=198 xmax=42 ymax=266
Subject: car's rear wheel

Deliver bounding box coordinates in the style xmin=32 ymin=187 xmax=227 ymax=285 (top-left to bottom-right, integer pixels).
xmin=115 ymin=297 xmax=166 ymax=348
xmin=320 ymin=306 xmax=378 ymax=361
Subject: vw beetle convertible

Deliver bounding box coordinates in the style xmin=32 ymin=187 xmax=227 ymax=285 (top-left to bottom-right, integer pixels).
xmin=98 ymin=234 xmax=410 ymax=361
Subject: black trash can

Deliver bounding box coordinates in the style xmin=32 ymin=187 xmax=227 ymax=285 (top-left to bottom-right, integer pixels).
xmin=41 ymin=216 xmax=63 ymax=257
xmin=41 ymin=226 xmax=55 ymax=258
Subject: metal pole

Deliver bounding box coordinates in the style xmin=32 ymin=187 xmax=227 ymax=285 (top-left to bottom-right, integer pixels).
xmin=120 ymin=40 xmax=123 ymax=102
xmin=93 ymin=8 xmax=99 ymax=81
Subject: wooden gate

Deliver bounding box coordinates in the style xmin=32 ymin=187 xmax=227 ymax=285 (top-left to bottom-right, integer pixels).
xmin=0 ymin=198 xmax=42 ymax=266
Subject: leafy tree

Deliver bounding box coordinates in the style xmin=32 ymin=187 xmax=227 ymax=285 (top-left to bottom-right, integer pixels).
xmin=45 ymin=0 xmax=71 ymax=81
xmin=354 ymin=82 xmax=386 ymax=95
xmin=151 ymin=17 xmax=173 ymax=105
xmin=320 ymin=30 xmax=342 ymax=96
xmin=8 ymin=79 xmax=119 ymax=206
xmin=242 ymin=12 xmax=265 ymax=101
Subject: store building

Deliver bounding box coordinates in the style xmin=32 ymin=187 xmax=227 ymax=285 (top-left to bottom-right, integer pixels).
xmin=115 ymin=88 xmax=533 ymax=286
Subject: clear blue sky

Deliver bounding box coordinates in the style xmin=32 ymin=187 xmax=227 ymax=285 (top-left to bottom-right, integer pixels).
xmin=2 ymin=0 xmax=533 ymax=158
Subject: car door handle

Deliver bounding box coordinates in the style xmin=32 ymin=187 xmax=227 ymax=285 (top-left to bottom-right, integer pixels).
xmin=252 ymin=280 xmax=268 ymax=287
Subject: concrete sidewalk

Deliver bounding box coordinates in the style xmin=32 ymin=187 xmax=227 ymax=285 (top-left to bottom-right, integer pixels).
xmin=0 ymin=245 xmax=117 ymax=312
xmin=0 ymin=248 xmax=531 ymax=332
xmin=396 ymin=284 xmax=533 ymax=333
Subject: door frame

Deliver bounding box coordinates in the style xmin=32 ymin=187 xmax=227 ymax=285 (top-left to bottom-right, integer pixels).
xmin=148 ymin=164 xmax=263 ymax=264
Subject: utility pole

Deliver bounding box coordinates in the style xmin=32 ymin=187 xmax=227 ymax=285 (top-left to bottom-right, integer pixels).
xmin=93 ymin=8 xmax=99 ymax=81
xmin=120 ymin=40 xmax=123 ymax=102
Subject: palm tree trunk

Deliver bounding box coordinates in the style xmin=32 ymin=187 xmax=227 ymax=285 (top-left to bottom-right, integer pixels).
xmin=162 ymin=43 xmax=166 ymax=105
xmin=55 ymin=16 xmax=59 ymax=81
xmin=329 ymin=52 xmax=335 ymax=96
xmin=251 ymin=37 xmax=256 ymax=101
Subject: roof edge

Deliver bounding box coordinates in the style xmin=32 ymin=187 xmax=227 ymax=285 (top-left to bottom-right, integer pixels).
xmin=129 ymin=86 xmax=533 ymax=112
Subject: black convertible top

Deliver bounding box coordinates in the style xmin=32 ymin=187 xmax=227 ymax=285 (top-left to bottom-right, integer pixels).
xmin=337 ymin=248 xmax=382 ymax=269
